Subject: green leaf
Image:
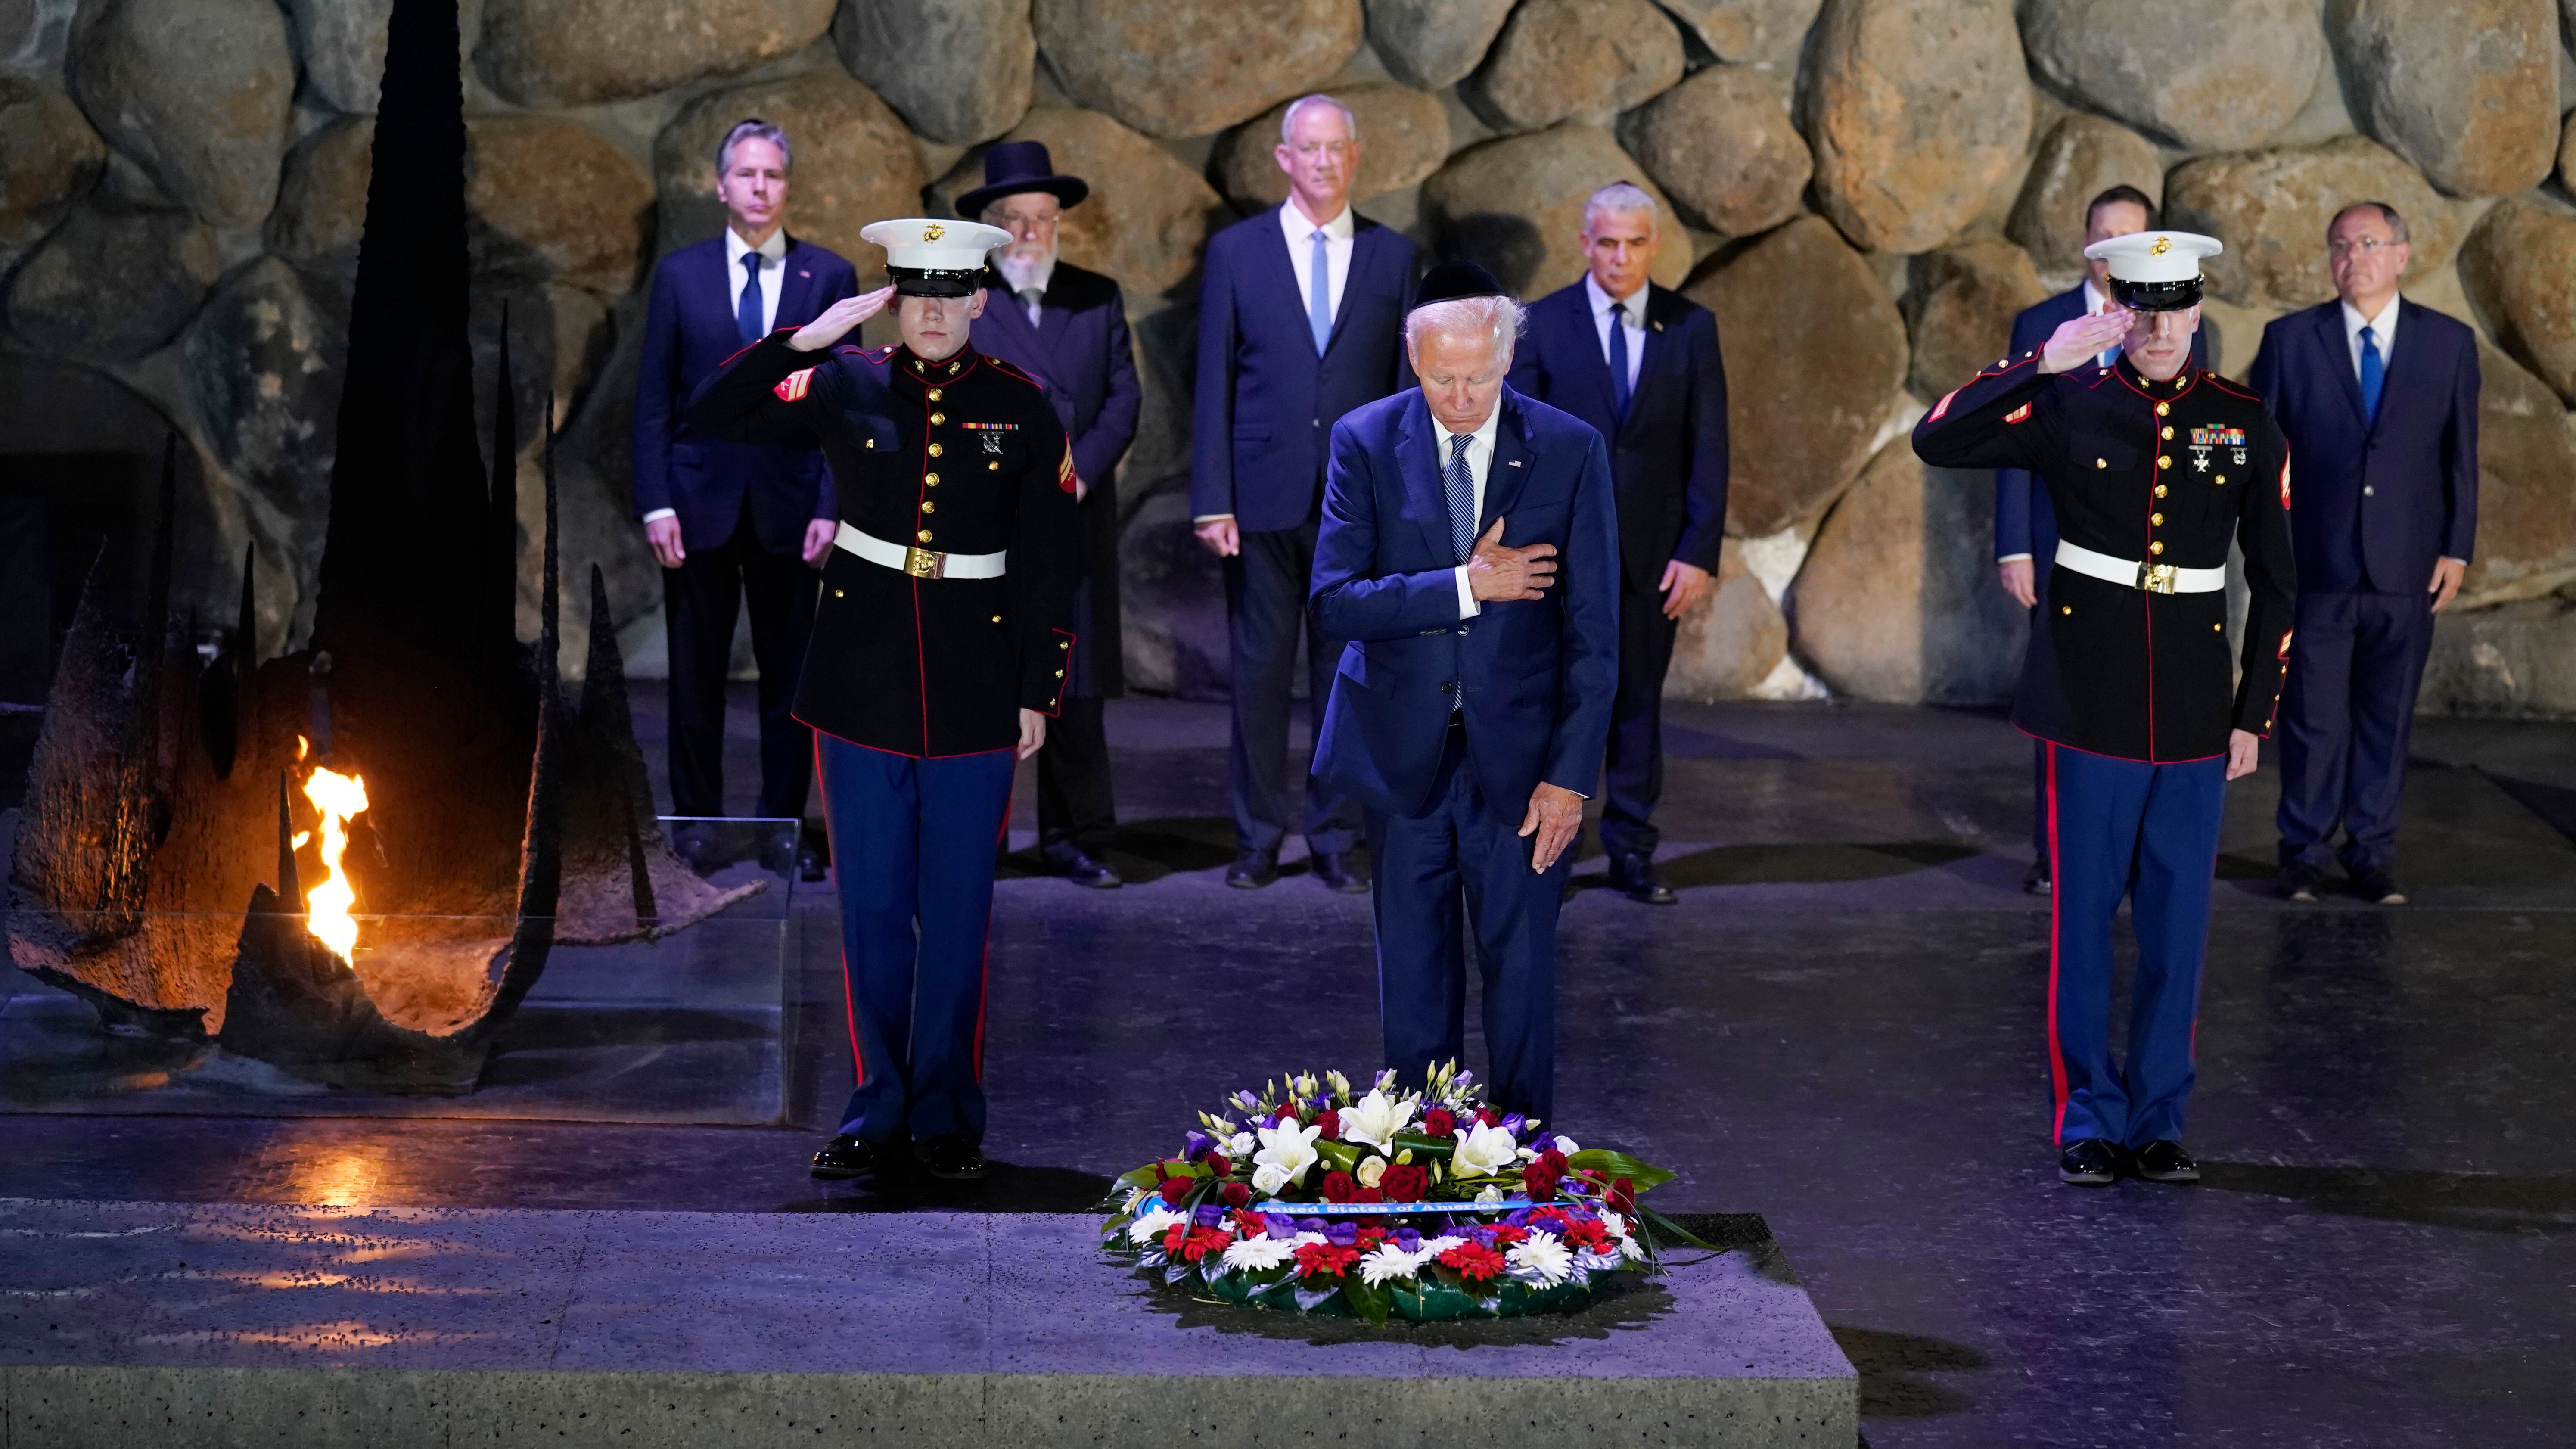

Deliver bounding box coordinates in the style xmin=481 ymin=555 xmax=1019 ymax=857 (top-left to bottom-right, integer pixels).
xmin=1315 ymin=1140 xmax=1362 ymax=1172
xmin=1565 ymin=1150 xmax=1677 ymax=1193
xmin=1342 ymin=1275 xmax=1391 ymax=1327
xmin=1112 ymin=1165 xmax=1161 ymax=1191
xmin=1392 ymin=1130 xmax=1456 ymax=1159
xmin=1638 ymin=1203 xmax=1726 ymax=1253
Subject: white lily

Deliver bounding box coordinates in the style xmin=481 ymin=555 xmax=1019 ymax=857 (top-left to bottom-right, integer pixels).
xmin=1252 ymin=1119 xmax=1322 ymax=1189
xmin=1221 ymin=1235 xmax=1296 ymax=1273
xmin=1507 ymin=1231 xmax=1575 ymax=1287
xmin=1338 ymin=1088 xmax=1416 ymax=1154
xmin=1127 ymin=1206 xmax=1187 ymax=1245
xmin=1452 ymin=1119 xmax=1519 ymax=1178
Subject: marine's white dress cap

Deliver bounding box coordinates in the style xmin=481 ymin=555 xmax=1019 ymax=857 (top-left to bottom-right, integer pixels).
xmin=2081 ymin=230 xmax=2223 ymax=311
xmin=860 ymin=218 xmax=1011 ymax=297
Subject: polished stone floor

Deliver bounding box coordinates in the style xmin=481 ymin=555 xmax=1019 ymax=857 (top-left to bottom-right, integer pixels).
xmin=5 ymin=690 xmax=2572 ymax=1446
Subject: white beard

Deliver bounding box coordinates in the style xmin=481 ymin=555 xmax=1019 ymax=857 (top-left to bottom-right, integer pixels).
xmin=996 ymin=245 xmax=1057 ymax=297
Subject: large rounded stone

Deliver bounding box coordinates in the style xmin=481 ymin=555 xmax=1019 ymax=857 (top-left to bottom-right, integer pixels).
xmin=2004 ymin=112 xmax=2163 ymax=274
xmin=656 ymin=69 xmax=924 ymax=278
xmin=1681 ymin=215 xmax=1908 ymax=537
xmin=1665 ymin=540 xmax=1789 ymax=700
xmin=286 ymin=0 xmax=483 ymax=115
xmin=1787 ymin=439 xmax=2025 ymax=704
xmin=476 ymin=0 xmax=836 ymax=107
xmin=4 ymin=199 xmax=222 ymax=362
xmin=2327 ymin=0 xmax=2560 ymax=199
xmin=2460 ymin=197 xmax=2576 ymax=408
xmin=1624 ymin=64 xmax=1811 ymax=237
xmin=1656 ymin=0 xmax=1823 ymax=63
xmin=834 ymin=0 xmax=1033 ymax=146
xmin=932 ymin=107 xmax=1220 ymax=297
xmin=2563 ymin=108 xmax=2576 ymax=191
xmin=2421 ymin=597 xmax=2576 ymax=716
xmin=2458 ymin=341 xmax=2576 ymax=605
xmin=1418 ymin=123 xmax=1693 ymax=299
xmin=1362 ymin=0 xmax=1513 ymax=91
xmin=2019 ymin=0 xmax=2322 ymax=153
xmin=1903 ymin=239 xmax=2044 ymax=401
xmin=1032 ymin=0 xmax=1361 ymax=140
xmin=2163 ymin=137 xmax=2458 ymax=309
xmin=1467 ymin=0 xmax=1684 ymax=134
xmin=65 ymin=0 xmax=293 ymax=230
xmin=266 ymin=115 xmax=373 ymax=279
xmin=1117 ymin=488 xmax=1228 ymax=698
xmin=0 ymin=78 xmax=106 ymax=259
xmin=1799 ymin=0 xmax=2030 ymax=255
xmin=469 ymin=115 xmax=653 ymax=295
xmin=1211 ymin=83 xmax=1450 ymax=212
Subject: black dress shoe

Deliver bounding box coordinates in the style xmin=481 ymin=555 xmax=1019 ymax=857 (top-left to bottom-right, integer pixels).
xmin=811 ymin=1134 xmax=886 ymax=1180
xmin=2279 ymin=865 xmax=2323 ymax=902
xmin=2352 ymin=868 xmax=2406 ymax=905
xmin=1606 ymin=852 xmax=1676 ymax=905
xmin=2023 ymin=858 xmax=2051 ymax=896
xmin=916 ymin=1133 xmax=988 ymax=1182
xmin=2129 ymin=1140 xmax=2200 ymax=1184
xmin=1044 ymin=842 xmax=1123 ymax=889
xmin=1310 ymin=850 xmax=1369 ymax=894
xmin=2058 ymin=1138 xmax=2119 ymax=1186
xmin=1226 ymin=850 xmax=1279 ymax=889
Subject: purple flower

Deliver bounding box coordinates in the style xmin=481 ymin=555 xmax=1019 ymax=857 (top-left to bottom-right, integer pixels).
xmin=1467 ymin=1226 xmax=1498 ymax=1250
xmin=1262 ymin=1213 xmax=1300 ymax=1239
xmin=1527 ymin=1131 xmax=1557 ymax=1155
xmin=1499 ymin=1113 xmax=1526 ymax=1138
xmin=1392 ymin=1228 xmax=1422 ymax=1252
xmin=1183 ymin=1130 xmax=1215 ymax=1162
xmin=1233 ymin=1090 xmax=1260 ymax=1111
xmin=1193 ymin=1203 xmax=1226 ymax=1228
xmin=1504 ymin=1207 xmax=1534 ymax=1228
xmin=1298 ymin=1216 xmax=1329 ymax=1235
xmin=1325 ymin=1222 xmax=1359 ymax=1247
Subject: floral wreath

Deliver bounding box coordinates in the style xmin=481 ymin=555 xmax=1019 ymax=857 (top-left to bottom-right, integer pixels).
xmin=1100 ymin=1063 xmax=1705 ymax=1323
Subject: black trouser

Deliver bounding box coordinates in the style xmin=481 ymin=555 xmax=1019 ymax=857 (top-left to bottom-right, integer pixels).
xmin=662 ymin=512 xmax=817 ymax=821
xmin=1224 ymin=517 xmax=1358 ymax=857
xmin=2275 ymin=590 xmax=2436 ymax=877
xmin=1037 ymin=696 xmax=1116 ymax=852
xmin=1598 ymin=572 xmax=1678 ymax=862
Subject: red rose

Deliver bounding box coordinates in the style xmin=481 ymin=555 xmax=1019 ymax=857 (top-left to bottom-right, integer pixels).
xmin=1436 ymin=1241 xmax=1506 ymax=1283
xmin=1421 ymin=1108 xmax=1457 ymax=1137
xmin=1221 ymin=1182 xmax=1251 ymax=1209
xmin=1159 ymin=1176 xmax=1193 ymax=1206
xmin=1151 ymin=1162 xmax=1171 ymax=1182
xmin=1355 ymin=1186 xmax=1383 ymax=1203
xmin=1609 ymin=1177 xmax=1637 ymax=1216
xmin=1521 ymin=1163 xmax=1558 ymax=1201
xmin=1476 ymin=1107 xmax=1500 ymax=1128
xmin=1379 ymin=1164 xmax=1429 ymax=1202
xmin=1314 ymin=1109 xmax=1340 ymax=1141
xmin=1319 ymin=1170 xmax=1358 ymax=1203
xmin=1208 ymin=1154 xmax=1233 ymax=1178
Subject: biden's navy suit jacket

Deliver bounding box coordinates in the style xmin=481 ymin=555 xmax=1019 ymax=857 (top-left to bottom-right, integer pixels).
xmin=1308 ymin=386 xmax=1620 ymax=819
xmin=1190 ymin=209 xmax=1416 ymax=532
xmin=1995 ymin=285 xmax=2207 ymax=571
xmin=2246 ymin=299 xmax=2479 ymax=594
xmin=632 ymin=233 xmax=858 ymax=553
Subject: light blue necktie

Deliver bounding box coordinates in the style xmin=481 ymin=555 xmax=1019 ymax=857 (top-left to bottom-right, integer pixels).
xmin=2358 ymin=324 xmax=2385 ymax=426
xmin=1308 ymin=229 xmax=1333 ymax=355
xmin=736 ymin=251 xmax=764 ymax=344
xmin=1607 ymin=300 xmax=1633 ymax=421
xmin=1445 ymin=432 xmax=1476 ymax=563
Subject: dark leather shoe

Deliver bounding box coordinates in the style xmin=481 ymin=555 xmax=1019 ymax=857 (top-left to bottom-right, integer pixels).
xmin=1045 ymin=842 xmax=1123 ymax=889
xmin=2130 ymin=1140 xmax=2200 ymax=1184
xmin=1607 ymin=853 xmax=1676 ymax=905
xmin=2058 ymin=1138 xmax=2119 ymax=1186
xmin=2352 ymin=868 xmax=2405 ymax=905
xmin=2280 ymin=865 xmax=2323 ymax=902
xmin=916 ymin=1133 xmax=988 ymax=1182
xmin=810 ymin=1134 xmax=885 ymax=1180
xmin=1226 ymin=850 xmax=1279 ymax=889
xmin=2023 ymin=858 xmax=2051 ymax=895
xmin=1310 ymin=850 xmax=1368 ymax=894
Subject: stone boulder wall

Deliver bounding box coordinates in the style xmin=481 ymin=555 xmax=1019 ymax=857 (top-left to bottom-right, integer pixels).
xmin=1903 ymin=239 xmax=2045 ymax=401
xmin=2460 ymin=197 xmax=2576 ymax=408
xmin=1213 ymin=84 xmax=1450 ymax=212
xmin=2459 ymin=341 xmax=2576 ymax=606
xmin=1117 ymin=488 xmax=1229 ymax=697
xmin=1361 ymin=0 xmax=1514 ymax=91
xmin=2562 ymin=108 xmax=2575 ymax=190
xmin=475 ymin=0 xmax=836 ymax=108
xmin=1683 ymin=215 xmax=1909 ymax=538
xmin=656 ymin=69 xmax=925 ymax=278
xmin=1658 ymin=0 xmax=1824 ymax=65
xmin=834 ymin=0 xmax=1035 ymax=147
xmin=2327 ymin=0 xmax=2560 ymax=199
xmin=932 ymin=107 xmax=1221 ymax=298
xmin=2163 ymin=137 xmax=2458 ymax=309
xmin=2004 ymin=112 xmax=2163 ymax=274
xmin=1467 ymin=0 xmax=1684 ymax=134
xmin=468 ymin=116 xmax=654 ymax=296
xmin=267 ymin=117 xmax=374 ymax=280
xmin=65 ymin=0 xmax=292 ymax=230
xmin=0 ymin=78 xmax=106 ymax=262
xmin=2018 ymin=0 xmax=2322 ymax=153
xmin=1418 ymin=123 xmax=1692 ymax=299
xmin=2423 ymin=595 xmax=2576 ymax=715
xmin=284 ymin=0 xmax=482 ymax=115
xmin=1031 ymin=0 xmax=1361 ymax=139
xmin=1624 ymin=65 xmax=1811 ymax=238
xmin=1665 ymin=540 xmax=1789 ymax=700
xmin=1800 ymin=0 xmax=2031 ymax=255
xmin=1787 ymin=440 xmax=2024 ymax=705
xmin=4 ymin=199 xmax=223 ymax=364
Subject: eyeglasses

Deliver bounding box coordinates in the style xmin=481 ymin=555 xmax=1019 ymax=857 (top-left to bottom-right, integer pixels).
xmin=2327 ymin=236 xmax=2398 ymax=257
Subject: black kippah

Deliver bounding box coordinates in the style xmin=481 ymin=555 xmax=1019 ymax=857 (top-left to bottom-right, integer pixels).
xmin=1411 ymin=261 xmax=1506 ymax=310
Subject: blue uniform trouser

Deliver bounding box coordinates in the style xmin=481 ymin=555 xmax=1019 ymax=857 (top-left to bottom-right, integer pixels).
xmin=815 ymin=734 xmax=1016 ymax=1144
xmin=1366 ymin=719 xmax=1565 ymax=1122
xmin=2044 ymin=742 xmax=2227 ymax=1148
xmin=2276 ymin=591 xmax=2435 ymax=877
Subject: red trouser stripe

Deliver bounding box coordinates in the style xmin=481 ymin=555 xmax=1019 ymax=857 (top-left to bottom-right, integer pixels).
xmin=2044 ymin=741 xmax=2069 ymax=1144
xmin=815 ymin=732 xmax=863 ymax=1089
xmin=972 ymin=785 xmax=1014 ymax=1082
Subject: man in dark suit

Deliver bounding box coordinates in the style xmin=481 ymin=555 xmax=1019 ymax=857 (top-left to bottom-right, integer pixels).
xmin=963 ymin=141 xmax=1143 ymax=889
xmin=1507 ymin=182 xmax=1727 ymax=905
xmin=1311 ymin=264 xmax=1619 ymax=1122
xmin=1192 ymin=94 xmax=1417 ymax=894
xmin=2248 ymin=200 xmax=2479 ymax=905
xmin=633 ymin=119 xmax=858 ymax=874
xmin=1995 ymin=184 xmax=2207 ymax=895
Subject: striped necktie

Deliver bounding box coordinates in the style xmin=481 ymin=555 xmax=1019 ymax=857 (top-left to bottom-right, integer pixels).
xmin=1445 ymin=432 xmax=1476 ymax=563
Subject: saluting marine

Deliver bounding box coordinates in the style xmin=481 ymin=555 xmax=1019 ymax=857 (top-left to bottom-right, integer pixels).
xmin=1913 ymin=230 xmax=2296 ymax=1190
xmin=687 ymin=218 xmax=1080 ymax=1185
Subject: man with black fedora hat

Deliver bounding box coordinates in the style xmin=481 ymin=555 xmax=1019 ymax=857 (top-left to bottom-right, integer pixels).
xmin=962 ymin=141 xmax=1143 ymax=889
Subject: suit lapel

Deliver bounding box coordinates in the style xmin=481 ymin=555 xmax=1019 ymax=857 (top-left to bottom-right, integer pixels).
xmin=2319 ymin=303 xmax=2370 ymax=431
xmin=1323 ymin=221 xmax=1383 ymax=357
xmin=1480 ymin=389 xmax=1535 ymax=531
xmin=1034 ymin=273 xmax=1075 ymax=352
xmin=1396 ymin=394 xmax=1456 ymax=564
xmin=1554 ymin=287 xmax=1622 ymax=430
xmin=2368 ymin=299 xmax=2422 ymax=438
xmin=1620 ymin=286 xmax=1677 ymax=442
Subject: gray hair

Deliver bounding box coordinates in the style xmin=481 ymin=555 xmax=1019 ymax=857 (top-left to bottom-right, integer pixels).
xmin=1582 ymin=181 xmax=1658 ymax=234
xmin=1404 ymin=294 xmax=1527 ymax=361
xmin=716 ymin=118 xmax=792 ymax=176
xmin=2328 ymin=200 xmax=2408 ymax=246
xmin=1280 ymin=93 xmax=1358 ymax=145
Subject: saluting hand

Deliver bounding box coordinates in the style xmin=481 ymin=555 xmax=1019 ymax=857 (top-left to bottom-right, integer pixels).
xmin=2040 ymin=307 xmax=2133 ymax=374
xmin=790 ymin=285 xmax=897 ymax=352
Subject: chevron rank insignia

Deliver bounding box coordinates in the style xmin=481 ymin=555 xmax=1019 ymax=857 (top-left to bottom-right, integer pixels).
xmin=773 ymin=368 xmax=815 ymax=402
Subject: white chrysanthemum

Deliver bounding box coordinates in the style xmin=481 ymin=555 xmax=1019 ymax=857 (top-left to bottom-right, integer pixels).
xmin=1598 ymin=1209 xmax=1628 ymax=1239
xmin=1619 ymin=1231 xmax=1647 ymax=1262
xmin=1507 ymin=1231 xmax=1575 ymax=1287
xmin=1252 ymin=1120 xmax=1322 ymax=1188
xmin=1418 ymin=1235 xmax=1466 ymax=1257
xmin=1127 ymin=1206 xmax=1186 ymax=1244
xmin=1221 ymin=1235 xmax=1297 ymax=1273
xmin=1359 ymin=1244 xmax=1432 ymax=1287
xmin=1251 ymin=1162 xmax=1290 ymax=1195
xmin=1338 ymin=1088 xmax=1416 ymax=1154
xmin=1452 ymin=1120 xmax=1519 ymax=1178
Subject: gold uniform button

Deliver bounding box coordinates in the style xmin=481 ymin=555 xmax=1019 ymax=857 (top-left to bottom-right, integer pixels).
xmin=2061 ymin=605 xmax=2073 ymax=615
xmin=987 ymin=460 xmax=999 ymax=471
xmin=916 ymin=529 xmax=933 ymax=543
xmin=927 ymin=389 xmax=942 ymax=401
xmin=2213 ymin=622 xmax=2223 ymax=632
xmin=920 ymin=500 xmax=935 ymax=514
xmin=925 ymin=473 xmax=940 ymax=485
xmin=1053 ymin=669 xmax=1063 ymax=678
xmin=991 ymin=614 xmax=1002 ymax=623
xmin=2162 ymin=426 xmax=2174 ymax=440
xmin=864 ymin=438 xmax=875 ymax=449
xmin=2156 ymin=402 xmax=2170 ymax=416
xmin=2151 ymin=512 xmax=2164 ymax=525
xmin=929 ymin=412 xmax=945 ymax=426
xmin=2149 ymin=541 xmax=2165 ymax=555
xmin=1058 ymin=640 xmax=1069 ymax=650
xmin=2154 ymin=484 xmax=2168 ymax=498
xmin=2215 ymin=474 xmax=2226 ymax=485
xmin=2096 ymin=458 xmax=2107 ymax=470
xmin=928 ymin=443 xmax=943 ymax=457
xmin=833 ymin=588 xmax=845 ymax=598
xmin=2157 ymin=455 xmax=2172 ymax=470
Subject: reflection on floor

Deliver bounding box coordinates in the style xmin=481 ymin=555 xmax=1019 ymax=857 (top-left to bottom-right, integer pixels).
xmin=4 ymin=691 xmax=2573 ymax=1446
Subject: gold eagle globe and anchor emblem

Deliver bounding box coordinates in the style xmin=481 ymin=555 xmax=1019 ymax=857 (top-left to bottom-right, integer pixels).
xmin=920 ymin=223 xmax=946 ymax=242
xmin=2149 ymin=236 xmax=2172 ymax=256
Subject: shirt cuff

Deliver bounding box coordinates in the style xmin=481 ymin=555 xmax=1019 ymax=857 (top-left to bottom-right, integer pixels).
xmin=1190 ymin=513 xmax=1234 ymax=524
xmin=1454 ymin=565 xmax=1481 ymax=619
xmin=641 ymin=508 xmax=677 ymax=525
xmin=1996 ymin=552 xmax=2032 ymax=565
xmin=2441 ymin=556 xmax=2467 ymax=565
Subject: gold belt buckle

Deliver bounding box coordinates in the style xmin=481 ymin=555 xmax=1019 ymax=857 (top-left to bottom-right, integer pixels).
xmin=904 ymin=545 xmax=945 ymax=579
xmin=2137 ymin=562 xmax=2177 ymax=594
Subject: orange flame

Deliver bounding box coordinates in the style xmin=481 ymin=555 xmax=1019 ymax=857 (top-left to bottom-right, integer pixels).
xmin=300 ymin=765 xmax=369 ymax=961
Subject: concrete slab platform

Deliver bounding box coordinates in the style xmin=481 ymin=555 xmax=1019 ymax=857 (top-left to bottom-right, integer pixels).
xmin=0 ymin=1197 xmax=1855 ymax=1447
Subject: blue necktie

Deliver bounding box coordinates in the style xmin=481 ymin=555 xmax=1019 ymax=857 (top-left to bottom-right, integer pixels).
xmin=1445 ymin=432 xmax=1476 ymax=563
xmin=736 ymin=251 xmax=765 ymax=344
xmin=2358 ymin=324 xmax=2385 ymax=426
xmin=1308 ymin=230 xmax=1333 ymax=355
xmin=1607 ymin=300 xmax=1632 ymax=421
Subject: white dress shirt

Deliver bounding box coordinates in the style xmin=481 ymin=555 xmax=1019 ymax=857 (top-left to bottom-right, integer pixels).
xmin=644 ymin=227 xmax=793 ymax=529
xmin=1585 ymin=273 xmax=1648 ymax=392
xmin=1280 ymin=199 xmax=1355 ymax=326
xmin=2341 ymin=292 xmax=2401 ymax=379
xmin=1444 ymin=406 xmax=1502 ymax=619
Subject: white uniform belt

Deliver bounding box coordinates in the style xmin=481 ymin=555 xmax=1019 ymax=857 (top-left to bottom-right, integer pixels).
xmin=2054 ymin=538 xmax=2224 ymax=594
xmin=836 ymin=522 xmax=1006 ymax=580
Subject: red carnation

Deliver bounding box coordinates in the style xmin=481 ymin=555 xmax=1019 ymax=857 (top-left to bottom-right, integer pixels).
xmin=1314 ymin=1109 xmax=1340 ymax=1141
xmin=1539 ymin=1148 xmax=1569 ymax=1175
xmin=1421 ymin=1108 xmax=1457 ymax=1137
xmin=1293 ymin=1241 xmax=1362 ymax=1280
xmin=1159 ymin=1176 xmax=1193 ymax=1206
xmin=1379 ymin=1164 xmax=1429 ymax=1202
xmin=1476 ymin=1107 xmax=1501 ymax=1128
xmin=1233 ymin=1208 xmax=1270 ymax=1238
xmin=1521 ymin=1163 xmax=1558 ymax=1201
xmin=1319 ymin=1170 xmax=1358 ymax=1203
xmin=1208 ymin=1154 xmax=1233 ymax=1178
xmin=1355 ymin=1186 xmax=1383 ymax=1203
xmin=1436 ymin=1241 xmax=1506 ymax=1283
xmin=1608 ymin=1177 xmax=1637 ymax=1216
xmin=1221 ymin=1182 xmax=1252 ymax=1209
